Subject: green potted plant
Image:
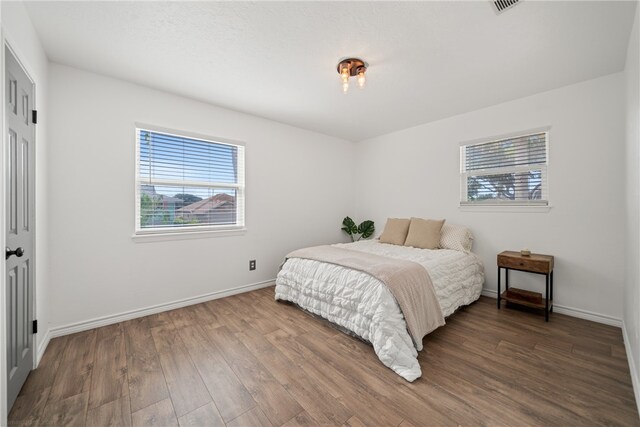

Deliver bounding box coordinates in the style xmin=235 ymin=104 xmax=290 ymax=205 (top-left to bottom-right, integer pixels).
xmin=341 ymin=216 xmax=375 ymax=242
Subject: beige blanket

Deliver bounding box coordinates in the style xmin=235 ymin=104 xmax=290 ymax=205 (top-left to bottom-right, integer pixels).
xmin=285 ymin=245 xmax=445 ymax=349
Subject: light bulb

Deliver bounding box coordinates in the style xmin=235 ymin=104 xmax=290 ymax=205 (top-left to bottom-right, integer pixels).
xmin=342 ymin=80 xmax=349 ymax=93
xmin=341 ymin=66 xmax=350 ymax=83
xmin=357 ymin=70 xmax=366 ymax=88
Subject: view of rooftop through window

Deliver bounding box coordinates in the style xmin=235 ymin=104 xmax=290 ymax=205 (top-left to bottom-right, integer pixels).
xmin=136 ymin=128 xmax=245 ymax=230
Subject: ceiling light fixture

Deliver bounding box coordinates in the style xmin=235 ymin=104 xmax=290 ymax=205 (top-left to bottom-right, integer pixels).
xmin=337 ymin=58 xmax=367 ymax=93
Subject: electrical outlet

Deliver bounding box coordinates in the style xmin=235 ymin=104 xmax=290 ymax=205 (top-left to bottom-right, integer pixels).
xmin=249 ymin=260 xmax=256 ymax=271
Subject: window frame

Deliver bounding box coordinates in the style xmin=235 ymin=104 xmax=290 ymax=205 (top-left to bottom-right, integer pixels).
xmin=133 ymin=123 xmax=246 ymax=240
xmin=459 ymin=127 xmax=551 ymax=211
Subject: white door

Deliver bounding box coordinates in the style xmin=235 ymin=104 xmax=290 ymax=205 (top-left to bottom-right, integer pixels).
xmin=4 ymin=46 xmax=35 ymax=411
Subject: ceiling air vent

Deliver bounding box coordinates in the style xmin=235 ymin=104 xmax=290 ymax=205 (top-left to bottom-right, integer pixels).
xmin=492 ymin=0 xmax=520 ymax=14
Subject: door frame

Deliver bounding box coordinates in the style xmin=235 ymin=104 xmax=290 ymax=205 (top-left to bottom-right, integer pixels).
xmin=0 ymin=31 xmax=38 ymax=423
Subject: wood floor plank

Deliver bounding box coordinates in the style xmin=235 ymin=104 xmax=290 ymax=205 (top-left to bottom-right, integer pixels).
xmin=227 ymin=407 xmax=274 ymax=427
xmin=342 ymin=416 xmax=367 ymax=427
xmin=534 ymin=341 xmax=633 ymax=388
xmin=127 ymin=353 xmax=170 ymax=413
xmin=146 ymin=311 xmax=174 ymax=329
xmin=86 ymin=395 xmax=132 ymax=427
xmin=157 ymin=344 xmax=212 ymax=417
xmin=612 ymin=344 xmax=628 ymax=359
xmin=296 ymin=332 xmax=465 ymax=426
xmin=228 ymin=293 xmax=281 ymax=335
xmin=266 ymin=329 xmax=405 ymax=427
xmin=123 ymin=317 xmax=157 ymax=359
xmin=447 ymin=312 xmax=536 ymax=351
xmin=167 ymin=306 xmax=198 ymax=329
xmin=571 ymin=344 xmax=630 ymax=372
xmin=178 ymin=402 xmax=225 ymax=427
xmin=49 ymin=330 xmax=97 ymax=401
xmin=251 ymin=301 xmax=309 ymax=337
xmin=205 ymin=324 xmax=303 ymax=426
xmin=189 ymin=302 xmax=222 ymax=328
xmin=151 ymin=323 xmax=185 ymax=354
xmin=422 ymin=345 xmax=552 ymax=426
xmin=462 ymin=302 xmax=622 ymax=348
xmin=178 ymin=325 xmax=256 ymax=422
xmin=36 ymin=335 xmax=70 ymax=367
xmin=95 ymin=322 xmax=124 ymax=342
xmin=39 ymin=391 xmax=89 ymax=427
xmin=572 ymin=340 xmax=615 ymax=357
xmin=500 ymin=339 xmax=635 ymax=398
xmin=265 ymin=329 xmax=312 ymax=365
xmin=238 ymin=327 xmax=353 ymax=426
xmin=428 ymin=334 xmax=592 ymax=424
xmin=282 ymin=411 xmax=321 ymax=427
xmin=203 ymin=298 xmax=236 ymax=322
xmin=297 ymin=355 xmax=405 ymax=426
xmin=131 ymin=398 xmax=178 ymax=427
xmin=19 ymin=336 xmax=68 ymax=396
xmin=8 ymin=386 xmax=50 ymax=426
xmin=267 ymin=298 xmax=341 ymax=340
xmin=329 ymin=332 xmax=499 ymax=426
xmin=207 ymin=297 xmax=251 ymax=333
xmin=89 ymin=330 xmax=128 ymax=409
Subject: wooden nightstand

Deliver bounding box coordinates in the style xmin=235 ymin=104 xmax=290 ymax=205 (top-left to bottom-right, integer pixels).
xmin=497 ymin=251 xmax=554 ymax=321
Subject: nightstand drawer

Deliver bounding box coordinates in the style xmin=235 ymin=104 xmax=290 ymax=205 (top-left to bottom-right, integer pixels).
xmin=497 ymin=252 xmax=553 ymax=274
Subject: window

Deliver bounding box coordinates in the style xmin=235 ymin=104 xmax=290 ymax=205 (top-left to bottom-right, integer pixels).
xmin=135 ymin=125 xmax=245 ymax=235
xmin=460 ymin=130 xmax=548 ymax=206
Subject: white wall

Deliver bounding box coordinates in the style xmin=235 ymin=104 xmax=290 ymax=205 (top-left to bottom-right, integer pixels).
xmin=47 ymin=64 xmax=355 ymax=329
xmin=1 ymin=2 xmax=50 ymax=361
xmin=355 ymin=72 xmax=626 ymax=322
xmin=624 ymin=1 xmax=640 ymax=407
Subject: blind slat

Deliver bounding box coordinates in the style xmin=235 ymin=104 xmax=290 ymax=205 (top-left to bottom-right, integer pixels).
xmin=136 ymin=128 xmax=245 ymax=231
xmin=460 ymin=131 xmax=548 ymax=205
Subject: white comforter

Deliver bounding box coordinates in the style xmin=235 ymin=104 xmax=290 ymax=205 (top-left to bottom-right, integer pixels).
xmin=275 ymin=240 xmax=484 ymax=381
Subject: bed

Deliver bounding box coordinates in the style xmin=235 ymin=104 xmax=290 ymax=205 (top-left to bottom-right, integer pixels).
xmin=275 ymin=236 xmax=484 ymax=382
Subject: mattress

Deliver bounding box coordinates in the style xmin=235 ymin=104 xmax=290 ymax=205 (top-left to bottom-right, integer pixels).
xmin=274 ymin=240 xmax=485 ymax=381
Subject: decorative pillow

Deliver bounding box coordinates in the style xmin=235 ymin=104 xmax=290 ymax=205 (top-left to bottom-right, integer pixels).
xmin=379 ymin=218 xmax=411 ymax=245
xmin=440 ymin=223 xmax=473 ymax=252
xmin=404 ymin=218 xmax=445 ymax=249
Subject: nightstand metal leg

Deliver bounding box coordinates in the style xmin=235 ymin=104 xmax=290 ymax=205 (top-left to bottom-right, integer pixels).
xmin=545 ymin=274 xmax=549 ymax=322
xmin=497 ymin=267 xmax=501 ymax=309
xmin=550 ymin=270 xmax=554 ymax=313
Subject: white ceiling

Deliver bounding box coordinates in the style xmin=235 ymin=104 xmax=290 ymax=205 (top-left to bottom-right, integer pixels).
xmin=25 ymin=1 xmax=637 ymax=141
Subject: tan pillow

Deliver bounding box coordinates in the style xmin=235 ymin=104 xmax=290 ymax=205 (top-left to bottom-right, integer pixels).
xmin=379 ymin=218 xmax=411 ymax=245
xmin=404 ymin=218 xmax=445 ymax=249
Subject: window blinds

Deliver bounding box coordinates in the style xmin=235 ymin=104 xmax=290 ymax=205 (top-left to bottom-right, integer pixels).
xmin=460 ymin=131 xmax=548 ymax=206
xmin=135 ymin=127 xmax=245 ymax=232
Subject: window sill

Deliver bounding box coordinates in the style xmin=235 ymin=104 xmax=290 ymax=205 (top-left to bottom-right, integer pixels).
xmin=458 ymin=205 xmax=552 ymax=213
xmin=132 ymin=227 xmax=247 ymax=243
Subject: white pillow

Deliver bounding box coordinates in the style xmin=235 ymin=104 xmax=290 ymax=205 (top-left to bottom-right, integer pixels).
xmin=440 ymin=223 xmax=473 ymax=252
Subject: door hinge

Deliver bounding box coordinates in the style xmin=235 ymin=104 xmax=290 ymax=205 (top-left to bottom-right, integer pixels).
xmin=32 ymin=320 xmax=38 ymax=334
xmin=32 ymin=110 xmax=37 ymax=124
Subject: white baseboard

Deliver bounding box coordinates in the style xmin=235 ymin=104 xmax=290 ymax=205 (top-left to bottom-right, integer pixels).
xmin=48 ymin=279 xmax=275 ymax=339
xmin=622 ymin=320 xmax=640 ymax=416
xmin=481 ymin=288 xmax=622 ymax=327
xmin=35 ymin=329 xmax=51 ymax=368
